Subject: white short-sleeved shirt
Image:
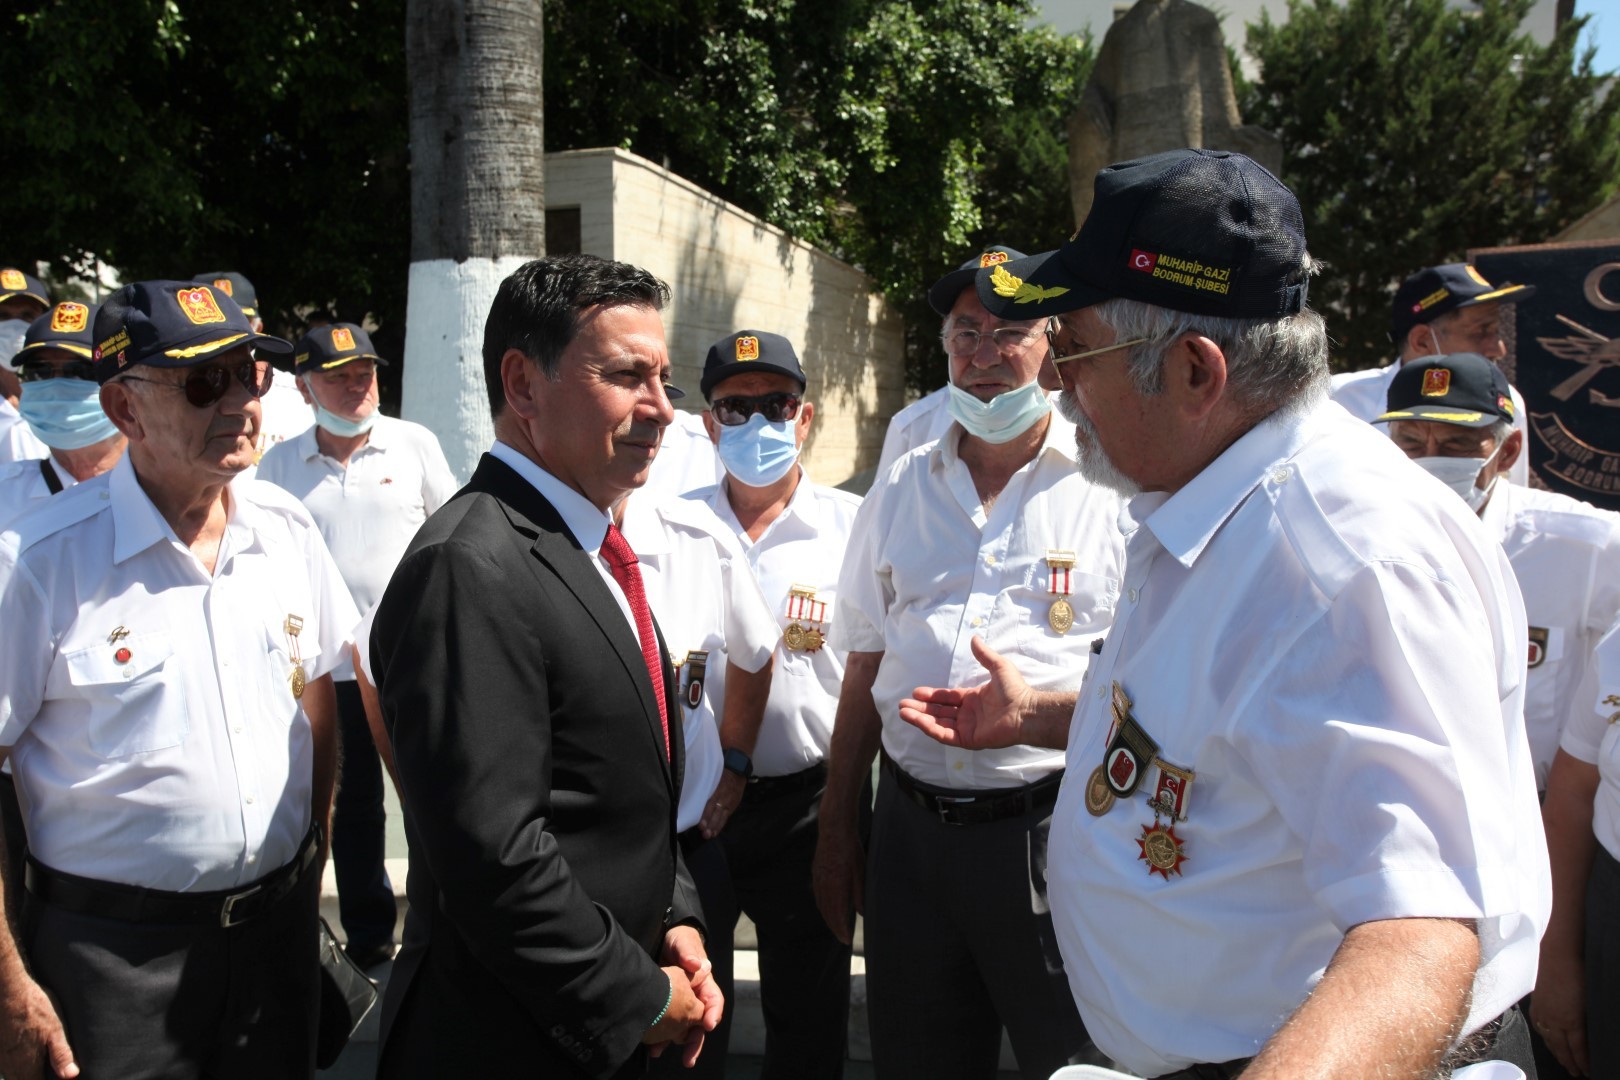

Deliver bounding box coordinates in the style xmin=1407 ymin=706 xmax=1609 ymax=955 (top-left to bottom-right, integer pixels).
xmin=0 ymin=455 xmax=77 ymax=528
xmin=1481 ymin=482 xmax=1620 ymax=788
xmin=1048 ymin=400 xmax=1548 ymax=1078
xmin=0 ymin=398 xmax=47 ymax=465
xmin=0 ymin=454 xmax=360 ymax=892
xmin=876 ymin=387 xmax=952 ymax=477
xmin=1561 ymin=623 xmax=1620 ymax=861
xmin=1331 ymin=360 xmax=1531 ymax=486
xmin=641 ymin=409 xmax=725 ymax=502
xmin=694 ymin=471 xmax=862 ymax=777
xmin=623 ymin=493 xmax=779 ymax=831
xmin=257 ymin=415 xmax=457 ymax=679
xmin=835 ymin=413 xmax=1126 ymax=789
xmin=252 ymin=369 xmax=313 ymax=463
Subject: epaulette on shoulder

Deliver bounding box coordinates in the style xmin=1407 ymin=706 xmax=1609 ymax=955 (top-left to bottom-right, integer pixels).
xmin=8 ymin=474 xmax=111 ymax=552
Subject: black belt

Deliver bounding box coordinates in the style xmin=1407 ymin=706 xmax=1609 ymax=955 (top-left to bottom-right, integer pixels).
xmin=26 ymin=826 xmax=320 ymax=929
xmin=883 ymin=757 xmax=1063 ymax=826
xmin=745 ymin=762 xmax=826 ymax=797
xmin=1156 ymin=1060 xmax=1250 ymax=1080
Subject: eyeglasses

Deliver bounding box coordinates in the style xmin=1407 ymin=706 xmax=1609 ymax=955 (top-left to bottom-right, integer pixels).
xmin=116 ymin=359 xmax=275 ymax=408
xmin=711 ymin=392 xmax=802 ymax=427
xmin=19 ymin=360 xmax=99 ymax=382
xmin=943 ymin=325 xmax=1044 ymax=357
xmin=1044 ymin=324 xmax=1149 ymax=366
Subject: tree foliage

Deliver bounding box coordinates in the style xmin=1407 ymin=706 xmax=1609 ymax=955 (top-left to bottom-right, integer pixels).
xmin=1243 ymin=0 xmax=1620 ymax=372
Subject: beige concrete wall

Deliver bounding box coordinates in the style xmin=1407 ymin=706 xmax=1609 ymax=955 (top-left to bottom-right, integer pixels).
xmin=546 ymin=148 xmax=906 ymax=486
xmin=1557 ymin=193 xmax=1620 ymax=243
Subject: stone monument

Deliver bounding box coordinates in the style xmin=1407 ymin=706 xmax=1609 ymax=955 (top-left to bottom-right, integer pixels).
xmin=1069 ymin=0 xmax=1283 ymax=225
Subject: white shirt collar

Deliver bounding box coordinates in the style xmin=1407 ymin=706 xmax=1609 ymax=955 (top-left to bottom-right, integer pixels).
xmin=932 ymin=407 xmax=1077 ymax=475
xmin=109 ymin=453 xmax=266 ymax=567
xmin=489 ymin=440 xmax=613 ymax=556
xmin=1479 ymin=476 xmax=1515 ymax=542
xmin=295 ymin=413 xmax=391 ymax=462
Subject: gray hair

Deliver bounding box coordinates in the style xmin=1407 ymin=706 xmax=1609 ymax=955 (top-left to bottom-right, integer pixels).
xmin=1487 ymin=418 xmax=1514 ymax=446
xmin=1091 ymin=260 xmax=1331 ymax=422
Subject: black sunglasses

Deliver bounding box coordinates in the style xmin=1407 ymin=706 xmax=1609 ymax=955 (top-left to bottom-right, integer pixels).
xmin=19 ymin=359 xmax=99 ymax=382
xmin=118 ymin=359 xmax=275 ymax=408
xmin=711 ymin=392 xmax=802 ymax=427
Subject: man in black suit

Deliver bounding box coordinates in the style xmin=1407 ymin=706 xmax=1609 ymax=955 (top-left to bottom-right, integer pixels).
xmin=370 ymin=255 xmax=720 ymax=1077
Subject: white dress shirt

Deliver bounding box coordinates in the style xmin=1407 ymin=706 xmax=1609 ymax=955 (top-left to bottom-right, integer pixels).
xmin=258 ymin=415 xmax=457 ymax=679
xmin=696 ymin=471 xmax=862 ymax=777
xmin=0 ymin=455 xmax=360 ymax=891
xmin=641 ymin=409 xmax=725 ymax=502
xmin=835 ymin=413 xmax=1126 ymax=789
xmin=0 ymin=398 xmax=47 ymax=465
xmin=1482 ymin=482 xmax=1620 ymax=788
xmin=1562 ymin=623 xmax=1620 ymax=862
xmin=252 ymin=369 xmax=314 ymax=462
xmin=876 ymin=387 xmax=952 ymax=477
xmin=623 ymin=492 xmax=779 ymax=831
xmin=1047 ymin=399 xmax=1548 ymax=1078
xmin=1331 ymin=360 xmax=1531 ymax=485
xmin=0 ymin=455 xmax=76 ymax=528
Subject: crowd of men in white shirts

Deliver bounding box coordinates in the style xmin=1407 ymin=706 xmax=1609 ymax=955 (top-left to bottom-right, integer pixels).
xmin=0 ymin=145 xmax=1618 ymax=1080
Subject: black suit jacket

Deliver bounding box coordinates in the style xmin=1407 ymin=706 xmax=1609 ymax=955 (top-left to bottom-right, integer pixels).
xmin=371 ymin=454 xmax=701 ymax=1078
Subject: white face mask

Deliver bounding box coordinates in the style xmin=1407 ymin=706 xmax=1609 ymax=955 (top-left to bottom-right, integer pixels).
xmin=1413 ymin=442 xmax=1502 ymax=514
xmin=945 ymin=379 xmax=1051 ymax=444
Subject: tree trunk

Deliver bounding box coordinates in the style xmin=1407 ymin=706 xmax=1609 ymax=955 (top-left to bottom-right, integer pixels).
xmin=403 ymin=0 xmax=544 ymax=482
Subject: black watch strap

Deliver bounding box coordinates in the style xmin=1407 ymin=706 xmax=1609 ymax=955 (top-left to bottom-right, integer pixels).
xmin=722 ymin=747 xmax=753 ymax=779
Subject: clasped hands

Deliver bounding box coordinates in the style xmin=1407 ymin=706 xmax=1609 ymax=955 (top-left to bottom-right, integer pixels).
xmin=642 ymin=925 xmax=724 ymax=1067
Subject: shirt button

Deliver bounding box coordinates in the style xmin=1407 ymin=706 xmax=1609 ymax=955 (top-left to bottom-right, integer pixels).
xmin=985 ymin=555 xmax=998 ymax=567
xmin=1271 ymin=467 xmax=1292 ymax=484
xmin=246 ymin=854 xmax=257 ymax=865
xmin=1096 ymin=684 xmax=1107 ymax=700
xmin=222 ymin=659 xmax=231 ymax=668
xmin=122 ymin=667 xmax=135 ymax=680
xmin=245 ymin=795 xmax=255 ymax=805
xmin=1127 ymin=588 xmax=1139 ymax=603
xmin=99 ymin=491 xmax=110 ymax=501
xmin=233 ymin=726 xmax=243 ymax=734
xmin=952 ymin=761 xmax=965 ymax=771
xmin=971 ymin=617 xmax=985 ymax=628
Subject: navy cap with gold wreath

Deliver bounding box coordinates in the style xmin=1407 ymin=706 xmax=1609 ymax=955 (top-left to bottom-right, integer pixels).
xmin=701 ymin=330 xmax=805 ymax=400
xmin=91 ymin=280 xmax=292 ymax=384
xmin=927 ymin=246 xmax=1027 ymax=316
xmin=0 ymin=267 xmax=51 ymax=311
xmin=1374 ymin=352 xmax=1516 ymax=430
xmin=977 ymin=148 xmax=1310 ymax=321
xmin=15 ymin=302 xmax=100 ymax=364
xmin=191 ymin=271 xmax=260 ymax=319
xmin=293 ymin=323 xmax=388 ymax=376
xmin=1388 ymin=263 xmax=1534 ymax=343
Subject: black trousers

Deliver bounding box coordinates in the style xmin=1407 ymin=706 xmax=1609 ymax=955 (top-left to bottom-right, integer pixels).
xmin=1586 ymin=844 xmax=1620 ymax=1078
xmin=332 ymin=678 xmax=396 ymax=954
xmin=864 ymin=776 xmax=1095 ymax=1080
xmin=22 ymin=853 xmax=322 ymax=1079
xmin=651 ymin=832 xmax=736 ymax=1080
xmin=719 ymin=764 xmax=853 ymax=1080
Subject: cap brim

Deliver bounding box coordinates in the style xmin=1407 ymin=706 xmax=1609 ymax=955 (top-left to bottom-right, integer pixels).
xmin=1458 ymin=282 xmax=1536 ymax=307
xmin=700 ymin=361 xmax=805 ymax=399
xmin=0 ymin=291 xmax=50 ymax=308
xmin=1373 ymin=405 xmax=1497 ymax=428
xmin=14 ymin=341 xmax=92 ymax=362
xmin=313 ymin=353 xmax=389 ymax=371
xmin=927 ymin=268 xmax=979 ymax=316
xmin=975 ymin=250 xmax=1110 ymax=320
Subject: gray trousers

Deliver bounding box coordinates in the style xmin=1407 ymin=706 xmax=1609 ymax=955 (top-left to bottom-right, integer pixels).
xmin=864 ymin=776 xmax=1094 ymax=1080
xmin=22 ymin=859 xmax=321 ymax=1079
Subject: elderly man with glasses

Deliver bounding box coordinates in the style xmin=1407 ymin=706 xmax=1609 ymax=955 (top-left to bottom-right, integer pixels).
xmin=685 ymin=329 xmax=863 ymax=1080
xmin=0 ymin=280 xmax=358 ymax=1079
xmin=814 ymin=252 xmax=1125 ymax=1080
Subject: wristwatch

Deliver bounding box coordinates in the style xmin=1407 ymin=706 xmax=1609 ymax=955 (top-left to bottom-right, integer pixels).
xmin=722 ymin=747 xmax=754 ymax=780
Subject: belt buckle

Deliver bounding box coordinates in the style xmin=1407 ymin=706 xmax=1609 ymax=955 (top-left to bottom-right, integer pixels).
xmin=935 ymin=794 xmax=976 ymax=826
xmin=220 ymin=883 xmax=263 ymax=928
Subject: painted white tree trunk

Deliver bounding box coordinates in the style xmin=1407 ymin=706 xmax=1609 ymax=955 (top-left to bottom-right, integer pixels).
xmin=404 ymin=0 xmax=544 ymax=483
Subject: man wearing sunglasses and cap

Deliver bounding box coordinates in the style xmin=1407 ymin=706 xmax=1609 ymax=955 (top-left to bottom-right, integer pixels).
xmin=688 ymin=329 xmax=863 ymax=1079
xmin=0 ymin=266 xmax=54 ymax=465
xmin=258 ymin=323 xmax=456 ymax=973
xmin=898 ymin=148 xmax=1546 ymax=1080
xmin=0 ymin=280 xmax=359 ymax=1079
xmin=1333 ymin=262 xmax=1534 ymax=486
xmin=818 ymin=244 xmax=1123 ymax=1079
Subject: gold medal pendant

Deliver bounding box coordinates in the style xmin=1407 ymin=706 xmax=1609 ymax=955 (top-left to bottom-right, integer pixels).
xmin=289 ymin=665 xmax=307 ymax=700
xmin=284 ymin=614 xmax=306 ymax=701
xmin=1136 ymin=821 xmax=1187 ymax=878
xmin=784 ymin=584 xmax=828 ymax=653
xmin=784 ymin=623 xmax=808 ymax=651
xmin=1049 ymin=597 xmax=1075 ymax=634
xmin=1084 ymin=764 xmax=1115 ymax=816
xmin=801 ymin=627 xmax=825 ymax=653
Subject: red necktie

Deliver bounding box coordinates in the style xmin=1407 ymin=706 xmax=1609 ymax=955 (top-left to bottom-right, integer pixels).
xmin=600 ymin=524 xmax=670 ymax=758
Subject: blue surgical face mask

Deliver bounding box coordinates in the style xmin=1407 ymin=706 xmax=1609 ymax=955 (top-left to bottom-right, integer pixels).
xmin=18 ymin=378 xmax=120 ymax=450
xmin=945 ymin=378 xmax=1052 ymax=444
xmin=304 ymin=375 xmax=378 ymax=437
xmin=716 ymin=412 xmax=800 ymax=488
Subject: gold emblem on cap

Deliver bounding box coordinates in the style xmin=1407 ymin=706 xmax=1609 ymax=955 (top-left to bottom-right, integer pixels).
xmin=979 ymin=251 xmax=1010 ymax=268
xmin=735 ymin=335 xmax=760 ymax=362
xmin=331 ymin=327 xmax=356 ymax=352
xmin=176 ymin=287 xmax=227 ymax=326
xmin=1421 ymin=368 xmax=1451 ymax=396
xmin=988 ymin=264 xmax=1069 ymax=305
xmin=212 ymin=277 xmax=234 ymax=296
xmin=51 ymin=303 xmax=89 ymax=333
xmin=0 ymin=269 xmax=25 ymax=291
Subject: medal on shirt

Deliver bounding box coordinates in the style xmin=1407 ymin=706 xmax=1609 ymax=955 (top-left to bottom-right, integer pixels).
xmin=1045 ymin=550 xmax=1076 ymax=634
xmin=1136 ymin=757 xmax=1194 ymax=878
xmin=784 ymin=584 xmax=827 ymax=653
xmin=1101 ymin=683 xmax=1158 ymax=799
xmin=284 ymin=614 xmax=306 ymax=699
xmin=680 ymin=650 xmax=709 ymax=710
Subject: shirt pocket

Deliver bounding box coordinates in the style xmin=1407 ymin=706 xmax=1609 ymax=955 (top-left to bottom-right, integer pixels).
xmin=63 ymin=632 xmax=190 ymax=758
xmin=1012 ymin=568 xmax=1119 ymax=668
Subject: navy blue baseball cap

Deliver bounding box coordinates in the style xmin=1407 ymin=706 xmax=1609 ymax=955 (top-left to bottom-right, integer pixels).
xmin=927 ymin=246 xmax=1028 ymax=316
xmin=15 ymin=302 xmax=99 ymax=364
xmin=701 ymin=330 xmax=805 ymax=400
xmin=91 ymin=280 xmax=292 ymax=383
xmin=192 ymin=271 xmax=260 ymax=319
xmin=1375 ymin=353 xmax=1516 ymax=429
xmin=293 ymin=323 xmax=389 ymax=376
xmin=0 ymin=267 xmax=51 ymax=312
xmin=978 ymin=148 xmax=1310 ymax=321
xmin=1389 ymin=263 xmax=1534 ymax=343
